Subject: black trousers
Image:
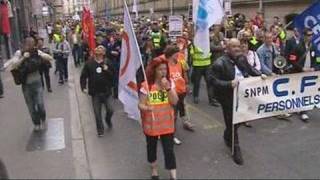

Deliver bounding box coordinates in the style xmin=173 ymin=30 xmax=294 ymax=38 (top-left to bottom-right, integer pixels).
xmin=40 ymin=68 xmax=51 ymax=90
xmin=146 ymin=134 xmax=176 ymax=170
xmin=221 ymin=102 xmax=240 ymax=145
xmin=72 ymin=44 xmax=81 ymax=66
xmin=174 ymin=93 xmax=186 ymax=120
xmin=192 ymin=66 xmax=214 ymax=101
xmin=92 ymin=93 xmax=114 ymax=133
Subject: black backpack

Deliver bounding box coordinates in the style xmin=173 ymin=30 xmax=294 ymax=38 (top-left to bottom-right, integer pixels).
xmin=11 ymin=51 xmax=42 ymax=85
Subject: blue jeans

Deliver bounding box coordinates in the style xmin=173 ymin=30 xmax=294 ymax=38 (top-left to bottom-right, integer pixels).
xmin=22 ymin=80 xmax=46 ymax=125
xmin=56 ymin=57 xmax=68 ymax=82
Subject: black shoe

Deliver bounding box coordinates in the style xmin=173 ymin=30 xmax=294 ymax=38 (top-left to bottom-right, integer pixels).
xmin=193 ymin=97 xmax=199 ymax=104
xmin=233 ymin=145 xmax=244 ymax=165
xmin=48 ymin=88 xmax=52 ymax=93
xmin=151 ymin=175 xmax=159 ymax=180
xmin=97 ymin=131 xmax=104 ymax=137
xmin=64 ymin=79 xmax=68 ymax=82
xmin=106 ymin=118 xmax=113 ymax=128
xmin=243 ymin=122 xmax=252 ymax=128
xmin=58 ymin=80 xmax=64 ymax=85
xmin=224 ymin=138 xmax=232 ymax=148
xmin=0 ymin=94 xmax=3 ymax=98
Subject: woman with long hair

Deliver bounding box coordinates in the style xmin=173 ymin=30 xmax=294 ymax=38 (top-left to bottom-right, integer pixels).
xmin=138 ymin=58 xmax=179 ymax=180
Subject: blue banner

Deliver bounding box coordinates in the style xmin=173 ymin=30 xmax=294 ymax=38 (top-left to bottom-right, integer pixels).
xmin=294 ymin=1 xmax=320 ymax=55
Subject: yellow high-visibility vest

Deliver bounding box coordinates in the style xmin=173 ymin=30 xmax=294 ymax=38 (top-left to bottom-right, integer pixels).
xmin=190 ymin=46 xmax=211 ymax=67
xmin=279 ymin=30 xmax=286 ymax=40
xmin=249 ymin=36 xmax=259 ymax=46
xmin=53 ymin=34 xmax=61 ymax=43
xmin=151 ymin=32 xmax=161 ymax=48
xmin=75 ymin=25 xmax=81 ymax=34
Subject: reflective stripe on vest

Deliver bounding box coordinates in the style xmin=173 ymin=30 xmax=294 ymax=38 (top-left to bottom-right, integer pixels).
xmin=141 ymin=82 xmax=175 ymax=136
xmin=250 ymin=37 xmax=258 ymax=45
xmin=53 ymin=34 xmax=61 ymax=43
xmin=190 ymin=46 xmax=211 ymax=67
xmin=279 ymin=30 xmax=286 ymax=40
xmin=151 ymin=32 xmax=161 ymax=48
xmin=75 ymin=25 xmax=81 ymax=34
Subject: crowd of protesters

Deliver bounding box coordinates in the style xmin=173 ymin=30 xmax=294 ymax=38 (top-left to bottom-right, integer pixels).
xmin=0 ymin=9 xmax=318 ymax=179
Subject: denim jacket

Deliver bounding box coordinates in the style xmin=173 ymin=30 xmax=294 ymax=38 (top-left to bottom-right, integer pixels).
xmin=257 ymin=43 xmax=280 ymax=75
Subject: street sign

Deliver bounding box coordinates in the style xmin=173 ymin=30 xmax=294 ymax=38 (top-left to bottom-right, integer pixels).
xmin=224 ymin=1 xmax=232 ymax=15
xmin=42 ymin=6 xmax=49 ymax=16
xmin=169 ymin=15 xmax=183 ymax=37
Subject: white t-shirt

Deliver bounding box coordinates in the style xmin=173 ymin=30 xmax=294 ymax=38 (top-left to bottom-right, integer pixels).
xmin=47 ymin=26 xmax=53 ymax=34
xmin=304 ymin=45 xmax=311 ymax=68
xmin=72 ymin=34 xmax=78 ymax=44
xmin=235 ymin=65 xmax=244 ymax=80
xmin=246 ymin=50 xmax=261 ymax=71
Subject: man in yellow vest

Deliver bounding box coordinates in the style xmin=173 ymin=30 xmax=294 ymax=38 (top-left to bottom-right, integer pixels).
xmin=248 ymin=30 xmax=264 ymax=51
xmin=151 ymin=22 xmax=167 ymax=57
xmin=52 ymin=32 xmax=62 ymax=74
xmin=190 ymin=44 xmax=212 ymax=104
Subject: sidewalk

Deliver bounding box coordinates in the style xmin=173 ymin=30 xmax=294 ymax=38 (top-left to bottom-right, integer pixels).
xmin=0 ymin=64 xmax=76 ymax=178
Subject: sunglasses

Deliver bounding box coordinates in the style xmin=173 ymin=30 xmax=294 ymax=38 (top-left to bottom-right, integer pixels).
xmin=306 ymin=33 xmax=313 ymax=36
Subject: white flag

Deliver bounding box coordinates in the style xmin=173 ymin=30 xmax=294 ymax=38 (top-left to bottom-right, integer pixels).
xmin=194 ymin=0 xmax=224 ymax=56
xmin=119 ymin=0 xmax=143 ymax=121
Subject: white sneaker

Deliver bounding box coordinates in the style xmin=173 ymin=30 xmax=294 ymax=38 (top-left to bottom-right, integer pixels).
xmin=277 ymin=113 xmax=291 ymax=119
xmin=173 ymin=137 xmax=182 ymax=145
xmin=40 ymin=121 xmax=48 ymax=131
xmin=301 ymin=114 xmax=309 ymax=122
xmin=284 ymin=113 xmax=292 ymax=118
xmin=34 ymin=125 xmax=41 ymax=131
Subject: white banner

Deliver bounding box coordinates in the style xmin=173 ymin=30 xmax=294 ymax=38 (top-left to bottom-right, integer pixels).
xmin=233 ymin=72 xmax=320 ymax=124
xmin=169 ymin=15 xmax=183 ymax=37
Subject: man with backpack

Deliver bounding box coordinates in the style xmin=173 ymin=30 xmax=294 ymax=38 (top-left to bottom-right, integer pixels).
xmin=4 ymin=37 xmax=54 ymax=131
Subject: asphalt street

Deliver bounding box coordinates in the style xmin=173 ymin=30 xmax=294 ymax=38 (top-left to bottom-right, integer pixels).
xmin=1 ymin=54 xmax=320 ymax=179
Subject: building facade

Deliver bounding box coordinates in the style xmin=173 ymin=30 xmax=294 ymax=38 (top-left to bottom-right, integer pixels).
xmin=91 ymin=0 xmax=313 ymax=26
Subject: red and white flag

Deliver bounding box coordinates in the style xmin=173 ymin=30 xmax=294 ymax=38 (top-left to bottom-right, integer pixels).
xmin=119 ymin=0 xmax=143 ymax=121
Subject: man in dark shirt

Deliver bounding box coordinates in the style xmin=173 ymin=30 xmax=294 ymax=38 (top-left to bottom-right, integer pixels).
xmin=105 ymin=36 xmax=121 ymax=99
xmin=80 ymin=45 xmax=115 ymax=137
xmin=207 ymin=38 xmax=263 ymax=165
xmin=37 ymin=38 xmax=52 ymax=92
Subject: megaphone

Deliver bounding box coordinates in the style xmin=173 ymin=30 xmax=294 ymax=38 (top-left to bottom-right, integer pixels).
xmin=274 ymin=56 xmax=287 ymax=70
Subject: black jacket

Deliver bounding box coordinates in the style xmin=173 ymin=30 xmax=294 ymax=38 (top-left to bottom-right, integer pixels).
xmin=207 ymin=54 xmax=261 ymax=106
xmin=285 ymin=38 xmax=320 ymax=73
xmin=80 ymin=59 xmax=114 ymax=96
